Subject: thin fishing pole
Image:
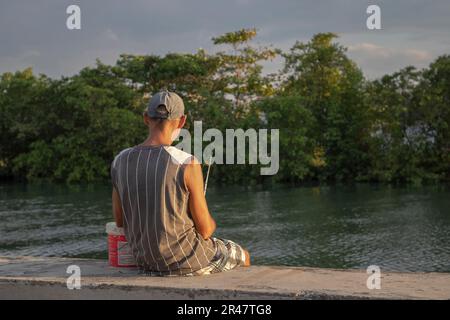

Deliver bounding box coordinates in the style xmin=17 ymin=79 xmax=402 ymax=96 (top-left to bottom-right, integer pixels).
xmin=204 ymin=155 xmax=212 ymax=195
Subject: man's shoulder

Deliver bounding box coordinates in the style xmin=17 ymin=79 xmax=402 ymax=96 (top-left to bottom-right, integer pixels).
xmin=112 ymin=147 xmax=133 ymax=168
xmin=163 ymin=146 xmax=194 ymax=165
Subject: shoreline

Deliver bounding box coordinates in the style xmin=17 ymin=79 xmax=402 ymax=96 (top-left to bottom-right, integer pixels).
xmin=1 ymin=256 xmax=449 ymax=300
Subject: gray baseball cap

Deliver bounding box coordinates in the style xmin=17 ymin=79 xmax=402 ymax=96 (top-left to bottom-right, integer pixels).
xmin=147 ymin=90 xmax=185 ymax=120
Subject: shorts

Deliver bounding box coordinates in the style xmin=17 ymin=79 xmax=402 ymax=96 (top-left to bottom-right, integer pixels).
xmin=186 ymin=237 xmax=247 ymax=276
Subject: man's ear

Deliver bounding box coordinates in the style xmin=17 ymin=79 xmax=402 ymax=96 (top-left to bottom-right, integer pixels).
xmin=143 ymin=111 xmax=150 ymax=126
xmin=177 ymin=115 xmax=187 ymax=129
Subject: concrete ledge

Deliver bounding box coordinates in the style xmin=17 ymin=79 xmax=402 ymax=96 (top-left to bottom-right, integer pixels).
xmin=0 ymin=256 xmax=449 ymax=299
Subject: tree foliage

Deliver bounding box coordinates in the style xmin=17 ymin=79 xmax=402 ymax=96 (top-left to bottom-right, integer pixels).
xmin=0 ymin=31 xmax=449 ymax=184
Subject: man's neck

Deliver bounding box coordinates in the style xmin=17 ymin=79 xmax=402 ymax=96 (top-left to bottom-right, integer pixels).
xmin=140 ymin=132 xmax=172 ymax=147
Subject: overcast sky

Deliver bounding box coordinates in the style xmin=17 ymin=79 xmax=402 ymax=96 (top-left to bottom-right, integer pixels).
xmin=1 ymin=0 xmax=449 ymax=79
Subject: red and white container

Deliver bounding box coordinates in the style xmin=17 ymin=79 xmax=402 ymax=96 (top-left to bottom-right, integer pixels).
xmin=106 ymin=222 xmax=136 ymax=267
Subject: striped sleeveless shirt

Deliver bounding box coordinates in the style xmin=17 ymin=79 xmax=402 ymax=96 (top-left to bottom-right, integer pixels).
xmin=110 ymin=145 xmax=216 ymax=275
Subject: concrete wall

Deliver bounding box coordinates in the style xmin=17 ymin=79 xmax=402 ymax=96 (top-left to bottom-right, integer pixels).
xmin=0 ymin=256 xmax=449 ymax=299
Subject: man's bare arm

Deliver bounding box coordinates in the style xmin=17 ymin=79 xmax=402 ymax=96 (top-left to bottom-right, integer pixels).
xmin=184 ymin=160 xmax=216 ymax=240
xmin=112 ymin=187 xmax=124 ymax=227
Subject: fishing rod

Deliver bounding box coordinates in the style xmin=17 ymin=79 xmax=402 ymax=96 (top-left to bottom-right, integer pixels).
xmin=204 ymin=155 xmax=212 ymax=195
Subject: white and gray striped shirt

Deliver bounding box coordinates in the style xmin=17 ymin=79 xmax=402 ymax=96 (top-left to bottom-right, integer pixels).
xmin=111 ymin=145 xmax=216 ymax=275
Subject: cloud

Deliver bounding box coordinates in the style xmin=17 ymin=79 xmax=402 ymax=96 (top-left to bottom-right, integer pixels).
xmin=405 ymin=49 xmax=432 ymax=61
xmin=348 ymin=43 xmax=391 ymax=58
xmin=0 ymin=0 xmax=449 ymax=79
xmin=347 ymin=42 xmax=434 ymax=78
xmin=348 ymin=42 xmax=431 ymax=61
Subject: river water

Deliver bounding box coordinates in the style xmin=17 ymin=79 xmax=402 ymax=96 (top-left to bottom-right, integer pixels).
xmin=1 ymin=182 xmax=449 ymax=272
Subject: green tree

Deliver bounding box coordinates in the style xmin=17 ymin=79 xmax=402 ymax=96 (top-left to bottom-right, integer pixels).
xmin=0 ymin=69 xmax=51 ymax=177
xmin=258 ymin=96 xmax=315 ymax=182
xmin=281 ymin=33 xmax=370 ymax=181
xmin=1 ymin=32 xmax=449 ymax=184
xmin=7 ymin=62 xmax=144 ymax=182
xmin=212 ymin=28 xmax=279 ymax=113
xmin=414 ymin=56 xmax=450 ymax=181
xmin=365 ymin=67 xmax=423 ymax=182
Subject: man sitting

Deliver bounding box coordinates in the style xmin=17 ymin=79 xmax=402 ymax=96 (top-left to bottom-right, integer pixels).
xmin=111 ymin=90 xmax=250 ymax=275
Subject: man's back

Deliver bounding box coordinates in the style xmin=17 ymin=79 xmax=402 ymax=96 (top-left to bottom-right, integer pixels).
xmin=111 ymin=145 xmax=216 ymax=275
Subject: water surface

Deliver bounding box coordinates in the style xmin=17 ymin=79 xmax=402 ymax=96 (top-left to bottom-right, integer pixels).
xmin=1 ymin=182 xmax=449 ymax=272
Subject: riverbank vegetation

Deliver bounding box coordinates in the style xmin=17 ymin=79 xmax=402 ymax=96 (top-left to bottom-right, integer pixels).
xmin=1 ymin=30 xmax=449 ymax=185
